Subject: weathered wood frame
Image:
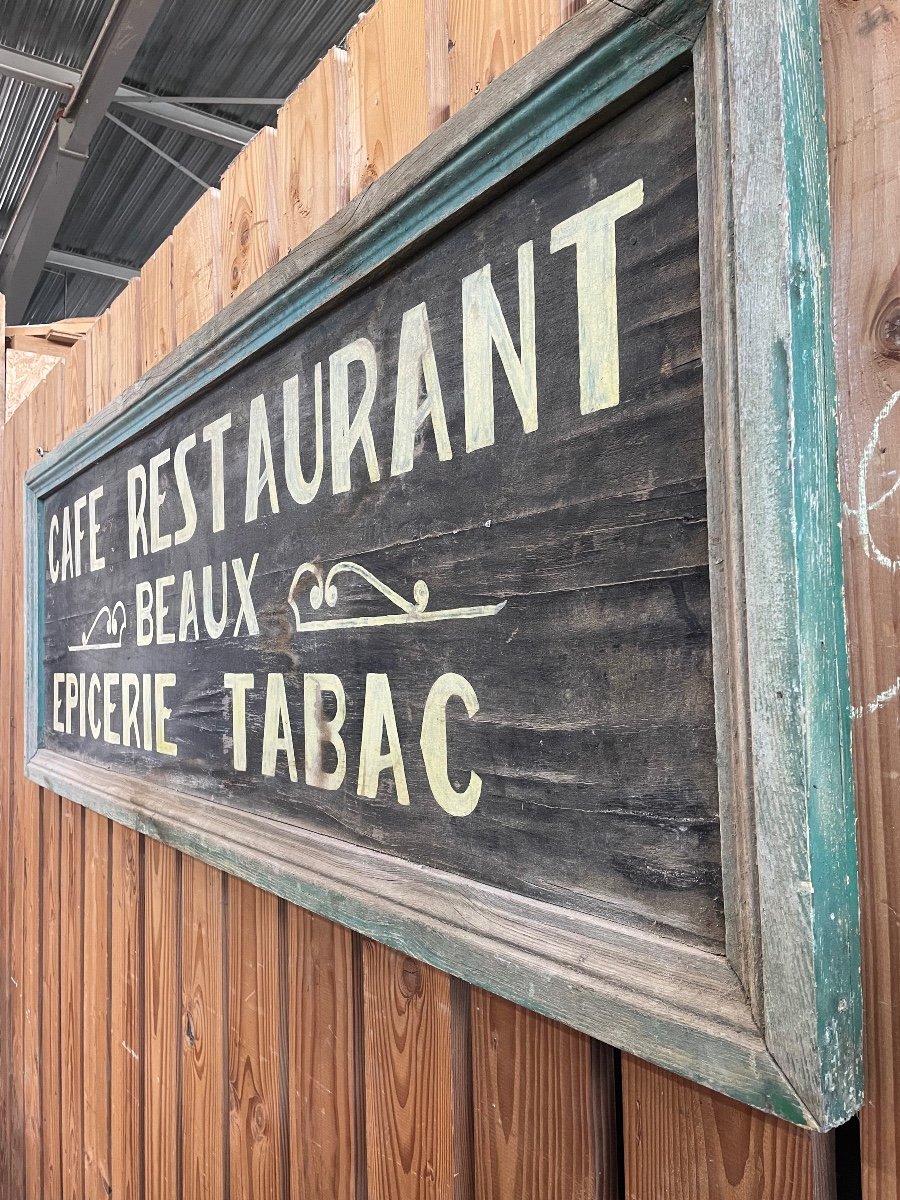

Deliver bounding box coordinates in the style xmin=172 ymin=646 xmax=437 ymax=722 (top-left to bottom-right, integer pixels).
xmin=22 ymin=0 xmax=861 ymax=1128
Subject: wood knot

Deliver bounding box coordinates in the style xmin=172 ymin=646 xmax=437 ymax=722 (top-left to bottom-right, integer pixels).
xmin=399 ymin=956 xmax=423 ymax=999
xmin=876 ymin=297 xmax=900 ymax=358
xmin=184 ymin=1009 xmax=197 ymax=1046
xmin=250 ymin=1097 xmax=268 ymax=1140
xmin=238 ymin=212 xmax=251 ymax=250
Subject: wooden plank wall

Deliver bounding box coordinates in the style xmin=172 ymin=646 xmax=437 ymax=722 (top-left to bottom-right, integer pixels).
xmin=0 ymin=0 xmax=877 ymax=1196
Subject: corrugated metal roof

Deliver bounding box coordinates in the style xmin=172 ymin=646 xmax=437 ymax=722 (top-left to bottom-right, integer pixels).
xmin=0 ymin=0 xmax=371 ymax=323
xmin=0 ymin=78 xmax=59 ymax=229
xmin=2 ymin=0 xmax=110 ymax=68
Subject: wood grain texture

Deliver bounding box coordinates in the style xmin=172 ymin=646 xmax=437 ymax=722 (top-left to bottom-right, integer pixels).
xmin=0 ymin=290 xmax=9 ymax=1196
xmin=141 ymin=239 xmax=175 ymax=375
xmin=60 ymin=798 xmax=85 ymax=1200
xmin=5 ymin=399 xmax=29 ymax=1200
xmin=173 ymin=189 xmax=223 ymax=345
xmin=87 ymin=309 xmax=111 ymax=417
xmin=22 ymin=386 xmax=45 ymax=1198
xmin=276 ymin=49 xmax=349 ymax=254
xmin=181 ymin=856 xmax=227 ymax=1200
xmin=0 ymin=352 xmax=11 ymax=1197
xmin=820 ymin=0 xmax=900 ymax=1194
xmin=621 ymin=1055 xmax=835 ymax=1200
xmin=82 ymin=808 xmax=111 ymax=1200
xmin=448 ymin=0 xmax=578 ymax=114
xmin=363 ymin=940 xmax=461 ymax=1200
xmin=472 ymin=990 xmax=612 ymax=1200
xmin=60 ymin=342 xmax=88 ymax=1200
xmin=39 ymin=364 xmax=65 ymax=1200
xmin=110 ymin=822 xmax=144 ymax=1200
xmin=40 ymin=788 xmax=62 ymax=1200
xmin=227 ymin=877 xmax=286 ymax=1200
xmin=347 ymin=0 xmax=449 ymax=197
xmin=144 ymin=839 xmax=180 ymax=1200
xmin=286 ymin=908 xmax=362 ymax=1200
xmin=221 ymin=127 xmax=279 ymax=303
xmin=107 ymin=280 xmax=142 ymax=401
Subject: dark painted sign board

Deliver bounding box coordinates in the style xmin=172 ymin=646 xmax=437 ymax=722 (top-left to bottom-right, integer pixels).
xmin=25 ymin=0 xmax=861 ymax=1129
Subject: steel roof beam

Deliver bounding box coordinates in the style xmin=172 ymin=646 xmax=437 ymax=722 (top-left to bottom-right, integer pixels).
xmin=0 ymin=44 xmax=253 ymax=149
xmin=46 ymin=248 xmax=139 ymax=281
xmin=0 ymin=0 xmax=173 ymax=322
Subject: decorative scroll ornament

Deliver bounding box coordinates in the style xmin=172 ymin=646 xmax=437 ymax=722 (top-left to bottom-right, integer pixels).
xmin=288 ymin=561 xmax=506 ymax=633
xmin=67 ymin=601 xmax=127 ymax=653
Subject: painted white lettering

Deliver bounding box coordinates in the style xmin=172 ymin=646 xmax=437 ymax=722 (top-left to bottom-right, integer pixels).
xmin=330 ymin=337 xmax=380 ymax=494
xmin=155 ymin=574 xmax=176 ymax=645
xmin=127 ymin=465 xmax=148 ymax=559
xmin=283 ymin=365 xmax=324 ymax=505
xmin=87 ymin=486 xmax=105 ymax=571
xmin=155 ymin=674 xmax=178 ymax=756
xmin=48 ymin=514 xmax=60 ymax=583
xmin=463 ymin=240 xmax=537 ymax=451
xmin=303 ymin=673 xmax=346 ymax=791
xmin=245 ymin=394 xmax=281 ymax=522
xmin=135 ymin=581 xmax=154 ymax=646
xmin=203 ymin=412 xmax=232 ymax=533
xmin=202 ymin=562 xmax=228 ymax=639
xmin=224 ymin=673 xmax=254 ymax=771
xmin=391 ymin=301 xmax=452 ymax=476
xmin=549 ymin=179 xmax=644 ymax=412
xmin=357 ymin=673 xmax=409 ymax=805
xmin=231 ymin=554 xmax=259 ymax=637
xmin=173 ymin=433 xmax=198 ymax=546
xmin=420 ymin=672 xmax=482 ymax=816
xmin=261 ymin=672 xmax=297 ymax=781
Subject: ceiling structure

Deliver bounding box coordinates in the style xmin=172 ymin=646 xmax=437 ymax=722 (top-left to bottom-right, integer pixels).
xmin=0 ymin=0 xmax=371 ymax=324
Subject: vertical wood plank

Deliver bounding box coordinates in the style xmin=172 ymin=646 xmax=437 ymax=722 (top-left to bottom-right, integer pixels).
xmin=107 ymin=279 xmax=142 ymax=399
xmin=40 ymin=788 xmax=62 ymax=1200
xmin=87 ymin=309 xmax=110 ymax=416
xmin=110 ymin=824 xmax=144 ymax=1200
xmin=621 ymin=1056 xmax=834 ymax=1200
xmin=820 ymin=3 xmax=900 ymax=1197
xmin=286 ymin=907 xmax=362 ymax=1200
xmin=40 ymin=365 xmax=65 ymax=1200
xmin=363 ymin=940 xmax=464 ymax=1200
xmin=82 ymin=809 xmax=111 ymax=1200
xmin=0 ymin=290 xmax=11 ymax=1198
xmin=60 ymin=336 xmax=88 ymax=1200
xmin=221 ymin=127 xmax=279 ymax=303
xmin=347 ymin=0 xmax=449 ymax=197
xmin=5 ymin=397 xmax=28 ymax=1200
xmin=173 ymin=189 xmax=223 ymax=344
xmin=144 ymin=840 xmax=180 ymax=1200
xmin=140 ymin=239 xmax=176 ymax=373
xmin=60 ymin=798 xmax=85 ymax=1200
xmin=471 ymin=990 xmax=613 ymax=1200
xmin=182 ymin=858 xmax=227 ymax=1200
xmin=276 ymin=49 xmax=349 ymax=254
xmin=227 ymin=878 xmax=286 ymax=1200
xmin=141 ymin=217 xmax=182 ymax=1200
xmin=447 ymin=0 xmax=579 ymax=115
xmin=22 ymin=385 xmax=44 ymax=1200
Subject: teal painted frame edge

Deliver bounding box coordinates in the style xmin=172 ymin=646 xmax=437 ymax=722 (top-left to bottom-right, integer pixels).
xmin=780 ymin=0 xmax=862 ymax=1128
xmin=20 ymin=0 xmax=862 ymax=1128
xmin=721 ymin=0 xmax=862 ymax=1128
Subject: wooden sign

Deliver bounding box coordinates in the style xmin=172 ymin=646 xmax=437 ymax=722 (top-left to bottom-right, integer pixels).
xmin=24 ymin=0 xmax=861 ymax=1129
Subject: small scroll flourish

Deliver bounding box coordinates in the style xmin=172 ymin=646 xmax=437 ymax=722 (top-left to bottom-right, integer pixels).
xmin=68 ymin=601 xmax=127 ymax=653
xmin=288 ymin=561 xmax=506 ymax=633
